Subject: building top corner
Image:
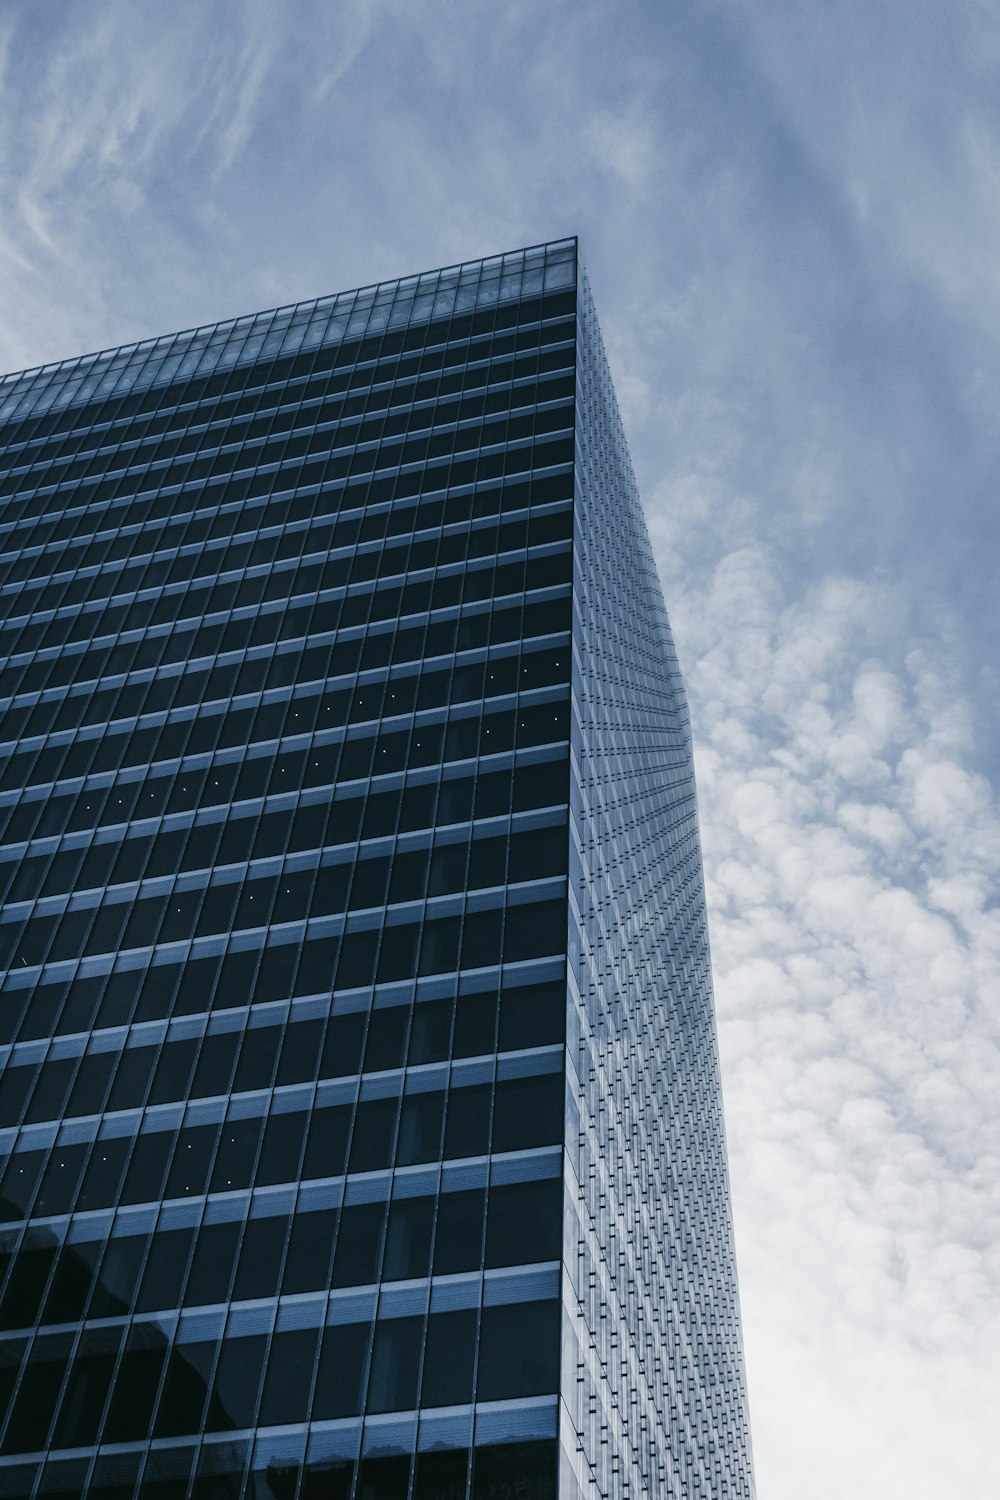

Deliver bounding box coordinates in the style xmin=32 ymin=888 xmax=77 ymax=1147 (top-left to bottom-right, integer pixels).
xmin=0 ymin=237 xmax=579 ymax=429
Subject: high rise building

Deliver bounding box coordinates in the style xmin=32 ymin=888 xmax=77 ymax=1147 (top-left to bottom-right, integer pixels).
xmin=0 ymin=240 xmax=754 ymax=1499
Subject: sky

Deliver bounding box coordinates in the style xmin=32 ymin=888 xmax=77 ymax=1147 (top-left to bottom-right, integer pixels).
xmin=1 ymin=1 xmax=998 ymax=1494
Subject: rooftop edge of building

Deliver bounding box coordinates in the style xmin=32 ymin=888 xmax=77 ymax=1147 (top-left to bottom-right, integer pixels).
xmin=0 ymin=237 xmax=579 ymax=427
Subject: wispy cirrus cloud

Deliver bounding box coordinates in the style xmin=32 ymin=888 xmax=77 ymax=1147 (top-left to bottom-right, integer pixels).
xmin=0 ymin=1 xmax=296 ymax=370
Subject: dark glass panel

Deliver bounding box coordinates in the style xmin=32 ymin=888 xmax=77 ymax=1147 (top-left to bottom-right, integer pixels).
xmin=302 ymin=1102 xmax=351 ymax=1180
xmin=34 ymin=1140 xmax=87 ymax=1216
xmin=164 ymin=1121 xmax=218 ymax=1198
xmin=233 ymin=1214 xmax=287 ymax=1301
xmin=132 ymin=962 xmax=182 ymax=1024
xmin=295 ymin=934 xmax=339 ymax=998
xmin=0 ymin=985 xmax=30 ymax=1047
xmin=331 ymin=1201 xmax=384 ymax=1288
xmin=398 ymin=781 xmax=436 ymax=831
xmin=136 ymin=1225 xmax=195 ymax=1312
xmin=508 ymin=823 xmax=567 ymax=883
xmin=102 ymin=1328 xmax=167 ymax=1443
xmin=0 ymin=1338 xmax=27 ymax=1449
xmin=471 ymin=1441 xmax=558 ymax=1500
xmin=422 ymin=1307 xmax=477 ymax=1408
xmin=275 ymin=1017 xmax=323 ymax=1085
xmin=335 ymin=928 xmax=378 ymax=989
xmin=309 ymin=862 xmax=350 ymax=919
xmin=512 ymin=756 xmax=566 ymax=816
xmin=0 ymin=1056 xmax=32 ymax=1128
xmin=65 ymin=1049 xmax=115 ymax=1116
xmin=366 ymin=1315 xmax=422 ymax=1413
xmin=88 ymin=1233 xmax=147 ymax=1318
xmin=396 ymin=1090 xmax=445 ymax=1166
xmin=387 ymin=846 xmax=428 ymax=903
xmin=356 ymin=1454 xmax=411 ymax=1500
xmin=428 ymin=841 xmax=468 ymax=897
xmin=210 ymin=1114 xmax=264 ymax=1192
xmin=205 ymin=1333 xmax=267 ymax=1432
xmin=256 ymin=1109 xmax=308 ymax=1186
xmin=432 ymin=1189 xmax=485 ymax=1275
xmin=0 ymin=1237 xmax=55 ymax=1329
xmin=452 ymin=992 xmax=498 ymax=1058
xmin=363 ymin=1005 xmax=409 ymax=1071
xmin=253 ymin=944 xmax=299 ymax=1006
xmin=148 ymin=1036 xmax=198 ymax=1104
xmin=232 ymin=1025 xmax=280 ymax=1093
xmin=77 ymin=1134 xmax=131 ymax=1211
xmin=414 ymin=1448 xmax=469 ymax=1500
xmin=214 ymin=947 xmax=259 ymax=1012
xmin=443 ymin=1084 xmax=490 ymax=1159
xmin=43 ymin=1238 xmax=100 ymax=1323
xmin=137 ymin=1445 xmax=197 ymax=1500
xmin=485 ymin=1178 xmax=561 ymax=1267
xmin=408 ymin=997 xmax=452 ymax=1064
xmin=34 ymin=1454 xmax=92 ymax=1500
xmin=23 ymin=1056 xmax=76 ymax=1123
xmin=502 ymin=898 xmax=566 ymax=963
xmin=459 ymin=907 xmax=502 ymax=970
xmin=184 ymin=1220 xmax=240 ymax=1307
xmin=282 ymin=1207 xmax=338 ymax=1295
xmin=476 ymin=1301 xmax=560 ymax=1400
xmin=498 ymin=978 xmax=565 ymax=1051
xmin=52 ymin=1326 xmax=122 ymax=1448
xmin=18 ymin=978 xmax=70 ymax=1042
xmin=382 ymin=1195 xmax=433 ymax=1282
xmin=106 ymin=1042 xmax=157 ymax=1110
xmin=300 ymin=1459 xmax=354 ymax=1500
xmin=190 ymin=1029 xmax=240 ymax=1098
xmin=3 ymin=1331 xmax=70 ymax=1454
xmin=418 ymin=915 xmax=460 ymax=977
xmin=153 ymin=1339 xmax=216 ymax=1438
xmin=374 ymin=921 xmax=419 ymax=982
xmin=347 ymin=1095 xmax=397 ymax=1173
xmin=492 ymin=1073 xmax=563 ymax=1153
xmin=348 ymin=856 xmax=390 ymax=911
xmin=256 ymin=1325 xmax=319 ymax=1427
xmin=312 ymin=1320 xmax=370 ymax=1419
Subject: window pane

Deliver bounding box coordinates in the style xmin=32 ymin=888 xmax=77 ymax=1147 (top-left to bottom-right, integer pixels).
xmin=422 ymin=1308 xmax=476 ymax=1408
xmin=366 ymin=1315 xmax=422 ymax=1413
xmin=476 ymin=1302 xmax=559 ymax=1401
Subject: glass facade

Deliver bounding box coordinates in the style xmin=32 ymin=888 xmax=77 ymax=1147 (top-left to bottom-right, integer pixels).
xmin=0 ymin=240 xmax=754 ymax=1498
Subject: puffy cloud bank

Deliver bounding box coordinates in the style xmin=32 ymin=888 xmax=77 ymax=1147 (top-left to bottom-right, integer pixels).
xmin=649 ymin=503 xmax=1000 ymax=1496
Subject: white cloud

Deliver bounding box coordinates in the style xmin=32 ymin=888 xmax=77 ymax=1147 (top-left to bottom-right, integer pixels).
xmin=649 ymin=505 xmax=1000 ymax=1496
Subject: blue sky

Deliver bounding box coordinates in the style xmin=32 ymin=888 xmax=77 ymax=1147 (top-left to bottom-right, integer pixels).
xmin=2 ymin=3 xmax=999 ymax=1494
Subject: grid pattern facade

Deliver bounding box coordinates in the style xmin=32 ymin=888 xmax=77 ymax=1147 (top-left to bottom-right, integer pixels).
xmin=561 ymin=275 xmax=755 ymax=1499
xmin=0 ymin=240 xmax=754 ymax=1499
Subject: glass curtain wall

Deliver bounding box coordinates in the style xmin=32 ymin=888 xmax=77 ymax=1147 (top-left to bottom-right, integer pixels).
xmin=0 ymin=241 xmax=577 ymax=1500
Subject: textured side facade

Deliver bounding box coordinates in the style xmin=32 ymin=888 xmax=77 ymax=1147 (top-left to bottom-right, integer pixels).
xmin=560 ymin=270 xmax=755 ymax=1499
